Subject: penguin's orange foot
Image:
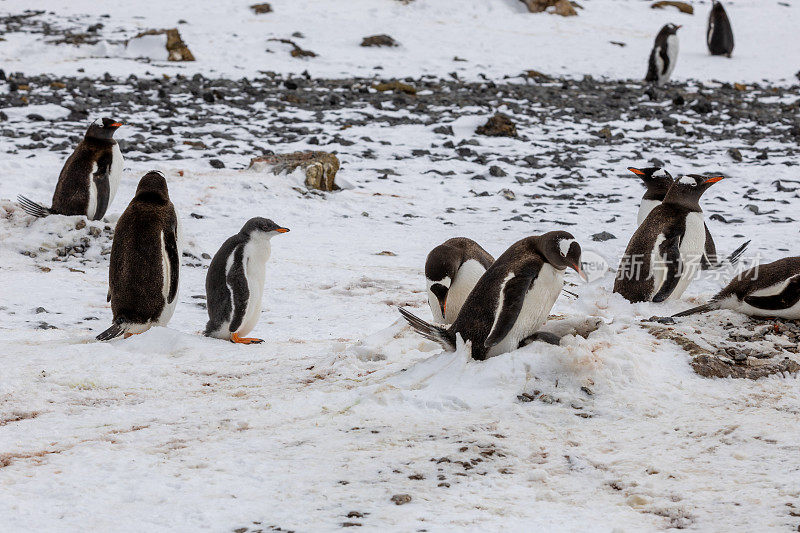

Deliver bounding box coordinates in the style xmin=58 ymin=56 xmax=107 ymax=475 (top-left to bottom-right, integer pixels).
xmin=123 ymin=332 xmax=141 ymax=339
xmin=231 ymin=333 xmax=264 ymax=345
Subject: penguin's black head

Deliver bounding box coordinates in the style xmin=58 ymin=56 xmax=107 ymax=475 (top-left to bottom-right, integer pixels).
xmin=425 ymin=244 xmax=461 ymax=319
xmin=663 ymin=174 xmax=724 ymax=210
xmin=134 ymin=171 xmax=169 ymax=204
xmin=86 ymin=117 xmax=123 ymax=141
xmin=662 ymin=23 xmax=681 ymax=35
xmin=241 ymin=217 xmax=290 ymax=237
xmin=628 ymin=166 xmax=674 ymax=200
xmin=538 ymin=231 xmax=587 ymax=281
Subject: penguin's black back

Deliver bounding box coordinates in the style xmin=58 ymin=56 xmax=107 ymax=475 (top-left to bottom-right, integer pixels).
xmin=707 ymin=2 xmax=734 ymax=57
xmin=448 ymin=237 xmax=544 ymax=360
xmin=52 ymin=137 xmax=116 ymax=218
xmin=109 ymin=180 xmax=178 ymax=325
xmin=204 ymin=231 xmax=248 ymax=335
xmin=715 ymin=257 xmax=800 ymax=302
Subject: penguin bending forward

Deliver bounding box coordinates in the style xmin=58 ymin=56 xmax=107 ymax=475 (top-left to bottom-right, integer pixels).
xmin=707 ymin=1 xmax=734 ymax=57
xmin=426 ymin=237 xmax=494 ymax=324
xmin=614 ymin=175 xmax=723 ymax=303
xmin=204 ymin=218 xmax=289 ymax=344
xmin=645 ymin=24 xmax=681 ymax=86
xmin=627 ymin=166 xmax=749 ymax=269
xmin=97 ymin=171 xmax=180 ymax=341
xmin=400 ymin=231 xmax=586 ymax=361
xmin=18 ymin=118 xmax=123 ymax=221
xmin=673 ymin=257 xmax=800 ymax=319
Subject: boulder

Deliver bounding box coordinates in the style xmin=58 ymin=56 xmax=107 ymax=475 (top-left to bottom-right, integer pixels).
xmin=476 ymin=113 xmax=517 ymax=137
xmin=650 ymin=1 xmax=693 ymax=14
xmin=128 ymin=28 xmax=195 ymax=61
xmin=248 ymin=151 xmax=340 ymax=191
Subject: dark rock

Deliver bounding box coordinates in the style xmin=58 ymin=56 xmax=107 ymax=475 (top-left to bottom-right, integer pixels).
xmin=433 ymin=125 xmax=454 ymax=135
xmin=250 ymin=2 xmax=272 ymax=14
xmin=591 ymin=231 xmax=616 ymax=242
xmin=476 ymin=113 xmax=516 ymax=137
xmin=361 ymin=34 xmax=398 ymax=47
xmin=390 ymin=494 xmax=412 ymax=505
xmin=489 ymin=165 xmax=507 ymax=177
xmin=691 ymin=99 xmax=713 ymax=114
xmin=209 ymin=159 xmax=225 ymax=169
xmin=728 ymin=147 xmax=743 ymax=162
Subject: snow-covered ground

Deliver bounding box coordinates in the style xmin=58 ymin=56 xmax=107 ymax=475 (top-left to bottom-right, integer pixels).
xmin=2 ymin=1 xmax=800 ymax=532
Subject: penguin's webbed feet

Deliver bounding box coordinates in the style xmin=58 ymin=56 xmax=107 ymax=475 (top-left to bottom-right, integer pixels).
xmin=231 ymin=333 xmax=264 ymax=345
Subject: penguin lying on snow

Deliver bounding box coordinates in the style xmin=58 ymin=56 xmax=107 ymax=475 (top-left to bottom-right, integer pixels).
xmin=645 ymin=23 xmax=681 ymax=86
xmin=97 ymin=171 xmax=180 ymax=341
xmin=426 ymin=238 xmax=494 ymax=324
xmin=673 ymin=257 xmax=800 ymax=319
xmin=614 ymin=174 xmax=724 ymax=303
xmin=18 ymin=118 xmax=124 ymax=221
xmin=205 ymin=218 xmax=289 ymax=344
xmin=400 ymin=231 xmax=587 ymax=361
xmin=627 ymin=166 xmax=749 ymax=269
xmin=707 ymin=1 xmax=734 ymax=57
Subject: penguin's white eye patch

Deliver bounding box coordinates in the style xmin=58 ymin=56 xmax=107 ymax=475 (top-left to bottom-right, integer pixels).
xmin=678 ymin=175 xmax=696 ymax=186
xmin=92 ymin=118 xmax=103 ymax=127
xmin=558 ymin=239 xmax=574 ymax=257
xmin=653 ymin=169 xmax=667 ymax=178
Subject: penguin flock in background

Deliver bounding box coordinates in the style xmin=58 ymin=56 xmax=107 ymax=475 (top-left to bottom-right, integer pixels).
xmin=645 ymin=1 xmax=734 ymax=85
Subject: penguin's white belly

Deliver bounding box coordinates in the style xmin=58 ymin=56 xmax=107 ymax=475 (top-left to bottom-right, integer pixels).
xmin=156 ymin=230 xmax=178 ymax=326
xmin=108 ymin=143 xmax=124 ymax=209
xmin=444 ymin=260 xmax=487 ymax=323
xmin=87 ymin=162 xmax=98 ymax=219
xmin=652 ymin=212 xmax=705 ymax=301
xmin=237 ymin=239 xmax=270 ymax=336
xmin=728 ymin=277 xmax=800 ymax=319
xmin=637 ymin=199 xmax=661 ymax=226
xmin=663 ymin=35 xmax=679 ymax=80
xmin=487 ymin=265 xmax=564 ymax=358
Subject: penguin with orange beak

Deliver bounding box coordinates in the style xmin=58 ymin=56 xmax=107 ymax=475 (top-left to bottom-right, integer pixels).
xmin=18 ymin=117 xmax=124 ymax=221
xmin=615 ymin=174 xmax=725 ymax=303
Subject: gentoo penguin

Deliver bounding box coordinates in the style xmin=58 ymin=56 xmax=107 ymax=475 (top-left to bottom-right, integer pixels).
xmin=673 ymin=257 xmax=800 ymax=319
xmin=627 ymin=166 xmax=749 ymax=269
xmin=614 ymin=174 xmax=724 ymax=303
xmin=97 ymin=171 xmax=180 ymax=341
xmin=707 ymin=1 xmax=734 ymax=57
xmin=204 ymin=217 xmax=289 ymax=344
xmin=400 ymin=231 xmax=586 ymax=361
xmin=645 ymin=23 xmax=681 ymax=86
xmin=18 ymin=118 xmax=124 ymax=221
xmin=425 ymin=238 xmax=494 ymax=324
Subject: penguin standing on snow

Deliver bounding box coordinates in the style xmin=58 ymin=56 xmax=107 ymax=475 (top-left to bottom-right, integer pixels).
xmin=400 ymin=231 xmax=587 ymax=361
xmin=673 ymin=257 xmax=800 ymax=319
xmin=97 ymin=171 xmax=181 ymax=341
xmin=614 ymin=174 xmax=724 ymax=303
xmin=627 ymin=166 xmax=749 ymax=269
xmin=426 ymin=238 xmax=494 ymax=324
xmin=707 ymin=1 xmax=734 ymax=57
xmin=18 ymin=118 xmax=124 ymax=221
xmin=645 ymin=24 xmax=681 ymax=86
xmin=204 ymin=218 xmax=290 ymax=344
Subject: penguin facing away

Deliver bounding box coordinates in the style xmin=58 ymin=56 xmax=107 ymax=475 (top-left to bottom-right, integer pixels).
xmin=627 ymin=166 xmax=749 ymax=270
xmin=97 ymin=171 xmax=180 ymax=341
xmin=645 ymin=23 xmax=681 ymax=86
xmin=673 ymin=257 xmax=800 ymax=319
xmin=204 ymin=218 xmax=290 ymax=344
xmin=425 ymin=237 xmax=494 ymax=324
xmin=707 ymin=1 xmax=734 ymax=57
xmin=614 ymin=174 xmax=724 ymax=303
xmin=400 ymin=231 xmax=587 ymax=361
xmin=18 ymin=118 xmax=124 ymax=221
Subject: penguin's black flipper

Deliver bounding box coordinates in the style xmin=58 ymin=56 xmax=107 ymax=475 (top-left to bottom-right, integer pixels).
xmin=96 ymin=322 xmax=124 ymax=341
xmin=164 ymin=219 xmax=180 ymax=304
xmin=725 ymin=240 xmax=750 ymax=267
xmin=645 ymin=48 xmax=658 ymax=82
xmin=17 ymin=195 xmax=51 ymax=218
xmin=700 ymin=223 xmax=718 ymax=270
xmin=398 ymin=307 xmax=456 ymax=352
xmin=91 ymin=152 xmax=113 ymax=221
xmin=227 ymin=245 xmax=249 ymax=333
xmin=484 ymin=267 xmax=537 ymax=349
xmin=672 ymin=303 xmax=717 ymax=318
xmin=652 ymin=235 xmax=682 ymax=303
xmin=743 ymin=275 xmax=800 ymax=311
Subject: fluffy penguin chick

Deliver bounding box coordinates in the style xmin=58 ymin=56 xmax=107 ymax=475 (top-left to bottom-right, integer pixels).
xmin=401 ymin=231 xmax=587 ymax=361
xmin=18 ymin=118 xmax=124 ymax=221
xmin=614 ymin=174 xmax=723 ymax=303
xmin=97 ymin=171 xmax=180 ymax=341
xmin=204 ymin=217 xmax=289 ymax=344
xmin=673 ymin=257 xmax=800 ymax=319
xmin=425 ymin=237 xmax=494 ymax=324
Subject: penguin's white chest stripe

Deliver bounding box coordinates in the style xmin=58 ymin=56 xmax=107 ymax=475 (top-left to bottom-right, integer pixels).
xmin=237 ymin=237 xmax=271 ymax=336
xmin=487 ymin=265 xmax=564 ymax=358
xmin=665 ymin=35 xmax=679 ymax=76
xmin=87 ymin=162 xmax=99 ymax=219
xmin=157 ymin=230 xmax=178 ymax=325
xmin=637 ymin=199 xmax=661 ymax=226
xmin=108 ymin=143 xmax=123 ymax=206
xmin=445 ymin=259 xmax=487 ymax=323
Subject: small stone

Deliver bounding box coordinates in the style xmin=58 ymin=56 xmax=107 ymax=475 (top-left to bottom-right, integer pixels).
xmin=373 ymin=81 xmax=416 ymax=95
xmin=390 ymin=494 xmax=412 ymax=505
xmin=376 ymin=250 xmax=397 ymax=256
xmin=651 ymin=1 xmax=693 ymax=14
xmin=361 ymin=34 xmax=398 ymax=47
xmin=433 ymin=125 xmax=454 ymax=135
xmin=500 ymin=189 xmax=516 ymax=201
xmin=489 ymin=165 xmax=507 ymax=177
xmin=209 ymin=159 xmax=225 ymax=169
xmin=75 ymin=219 xmax=86 ymax=230
xmin=476 ymin=113 xmax=517 ymax=137
xmin=591 ymin=231 xmax=615 ymax=242
xmin=728 ymin=148 xmax=743 ymax=162
xmin=250 ymin=3 xmax=272 ymax=14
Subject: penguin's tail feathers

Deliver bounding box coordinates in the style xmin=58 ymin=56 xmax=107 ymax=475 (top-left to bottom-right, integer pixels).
xmin=725 ymin=240 xmax=751 ymax=267
xmin=17 ymin=195 xmax=51 ymax=218
xmin=96 ymin=320 xmax=125 ymax=341
xmin=672 ymin=302 xmax=718 ymax=318
xmin=398 ymin=307 xmax=456 ymax=352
